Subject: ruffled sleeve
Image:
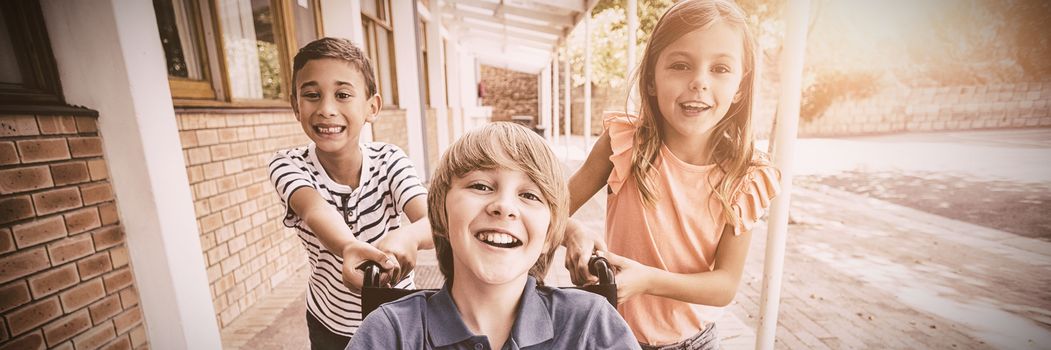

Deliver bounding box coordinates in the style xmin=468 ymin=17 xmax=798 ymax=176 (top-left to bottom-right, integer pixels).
xmin=730 ymin=165 xmax=782 ymax=235
xmin=603 ymin=112 xmax=638 ymax=195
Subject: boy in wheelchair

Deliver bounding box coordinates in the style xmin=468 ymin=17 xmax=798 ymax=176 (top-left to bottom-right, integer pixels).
xmin=347 ymin=122 xmax=639 ymax=349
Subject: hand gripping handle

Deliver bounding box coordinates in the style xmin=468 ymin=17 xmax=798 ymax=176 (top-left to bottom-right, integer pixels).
xmin=588 ymin=255 xmax=615 ymax=285
xmin=358 ymin=261 xmax=383 ymax=288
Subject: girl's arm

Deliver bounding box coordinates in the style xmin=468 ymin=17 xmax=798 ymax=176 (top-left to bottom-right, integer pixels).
xmin=400 ymin=197 xmax=433 ymax=249
xmin=564 ymin=131 xmax=615 ymax=286
xmin=568 ymin=131 xmax=614 ymax=215
xmin=604 ymin=224 xmax=751 ymax=306
xmin=287 ymin=188 xmax=399 ymax=293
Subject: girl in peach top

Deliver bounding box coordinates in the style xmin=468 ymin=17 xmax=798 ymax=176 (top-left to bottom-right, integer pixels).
xmin=563 ymin=0 xmax=780 ymax=348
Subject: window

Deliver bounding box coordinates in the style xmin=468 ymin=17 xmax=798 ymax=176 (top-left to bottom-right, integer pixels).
xmin=154 ymin=0 xmax=219 ymax=99
xmin=217 ymin=0 xmax=287 ymax=100
xmin=291 ymin=0 xmax=321 ymax=50
xmin=0 ymin=0 xmax=64 ymax=107
xmin=152 ymin=0 xmax=323 ymax=105
xmin=361 ymin=0 xmax=397 ymax=107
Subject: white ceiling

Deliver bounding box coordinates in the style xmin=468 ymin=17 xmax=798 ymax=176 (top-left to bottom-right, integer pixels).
xmin=440 ymin=0 xmax=599 ymax=74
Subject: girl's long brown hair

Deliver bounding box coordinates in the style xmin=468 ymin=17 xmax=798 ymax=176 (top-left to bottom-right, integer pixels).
xmin=630 ymin=0 xmax=761 ymax=225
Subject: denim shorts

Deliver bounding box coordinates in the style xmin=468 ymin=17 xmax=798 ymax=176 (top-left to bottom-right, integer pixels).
xmin=640 ymin=323 xmax=720 ymax=350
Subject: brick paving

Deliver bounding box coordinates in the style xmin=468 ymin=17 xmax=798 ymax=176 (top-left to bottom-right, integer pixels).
xmin=222 ymin=137 xmax=1051 ymax=349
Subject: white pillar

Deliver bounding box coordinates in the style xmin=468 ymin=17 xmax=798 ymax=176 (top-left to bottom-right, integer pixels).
xmin=459 ymin=53 xmax=480 ymax=131
xmin=756 ymin=1 xmax=810 ymax=349
xmin=320 ymin=0 xmax=371 ymax=142
xmin=40 ymin=0 xmax=221 ymax=348
xmin=445 ymin=39 xmax=464 ymax=139
xmin=552 ymin=50 xmax=560 ymax=145
xmin=752 ymin=40 xmax=765 ymax=136
xmin=583 ymin=9 xmax=592 ymax=150
xmin=392 ymin=0 xmax=429 ymax=177
xmin=460 ymin=52 xmax=478 ymax=109
xmin=627 ymin=0 xmax=638 ymax=114
xmin=320 ymin=0 xmax=363 ymax=48
xmin=563 ymin=44 xmax=571 ymax=142
xmin=425 ymin=1 xmax=449 ymax=153
xmin=540 ymin=64 xmax=552 ymax=140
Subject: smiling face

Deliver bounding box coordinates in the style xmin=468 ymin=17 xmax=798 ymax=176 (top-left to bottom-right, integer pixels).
xmin=652 ymin=20 xmax=745 ymax=142
xmin=444 ymin=167 xmax=551 ymax=287
xmin=293 ymin=58 xmax=380 ymax=156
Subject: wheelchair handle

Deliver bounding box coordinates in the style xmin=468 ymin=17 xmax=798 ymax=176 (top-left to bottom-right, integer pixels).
xmin=588 ymin=255 xmax=615 ymax=285
xmin=358 ymin=260 xmax=383 ymax=288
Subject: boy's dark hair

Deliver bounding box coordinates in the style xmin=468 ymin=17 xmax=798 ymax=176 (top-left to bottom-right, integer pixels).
xmin=291 ymin=37 xmax=378 ymax=109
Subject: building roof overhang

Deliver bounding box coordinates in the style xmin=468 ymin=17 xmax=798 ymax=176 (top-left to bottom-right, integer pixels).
xmin=441 ymin=0 xmax=599 ymax=73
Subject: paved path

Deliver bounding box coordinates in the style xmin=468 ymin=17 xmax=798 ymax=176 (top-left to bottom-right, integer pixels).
xmin=734 ymin=185 xmax=1051 ymax=349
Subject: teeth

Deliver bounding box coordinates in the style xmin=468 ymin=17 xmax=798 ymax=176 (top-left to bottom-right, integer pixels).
xmin=315 ymin=126 xmax=346 ymax=134
xmin=681 ymin=102 xmax=710 ymax=110
xmin=475 ymin=231 xmax=520 ymax=247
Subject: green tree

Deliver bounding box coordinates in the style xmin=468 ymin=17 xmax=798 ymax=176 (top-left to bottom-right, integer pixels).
xmin=567 ymin=0 xmax=675 ymax=90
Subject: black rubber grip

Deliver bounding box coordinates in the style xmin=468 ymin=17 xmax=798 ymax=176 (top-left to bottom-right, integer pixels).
xmin=588 ymin=256 xmax=615 ymax=285
xmin=358 ymin=261 xmax=383 ymax=288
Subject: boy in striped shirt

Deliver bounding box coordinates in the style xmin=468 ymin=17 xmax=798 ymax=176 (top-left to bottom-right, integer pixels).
xmin=268 ymin=37 xmax=431 ymax=349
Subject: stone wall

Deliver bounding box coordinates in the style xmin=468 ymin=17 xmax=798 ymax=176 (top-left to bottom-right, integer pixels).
xmin=0 ymin=114 xmax=148 ymax=350
xmin=175 ymin=112 xmax=308 ymax=328
xmin=479 ymin=65 xmax=538 ymax=124
xmin=570 ymin=84 xmax=627 ymax=137
xmin=797 ymin=82 xmax=1051 ymax=136
xmin=564 ymin=81 xmax=1051 ymax=139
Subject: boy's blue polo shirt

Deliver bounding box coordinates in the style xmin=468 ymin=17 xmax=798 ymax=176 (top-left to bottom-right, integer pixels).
xmin=347 ymin=276 xmax=641 ymax=350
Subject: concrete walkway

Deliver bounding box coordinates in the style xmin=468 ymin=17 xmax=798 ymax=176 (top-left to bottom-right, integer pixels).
xmin=222 ymin=129 xmax=1051 ymax=349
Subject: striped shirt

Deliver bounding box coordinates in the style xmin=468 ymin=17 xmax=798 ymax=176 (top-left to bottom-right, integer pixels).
xmin=268 ymin=142 xmax=427 ymax=337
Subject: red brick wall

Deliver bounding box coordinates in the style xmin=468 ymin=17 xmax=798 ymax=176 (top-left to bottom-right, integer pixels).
xmin=175 ymin=112 xmax=308 ymax=328
xmin=570 ymin=84 xmax=625 ymax=137
xmin=0 ymin=114 xmax=147 ymax=350
xmin=424 ymin=108 xmax=439 ymax=168
xmin=371 ymin=109 xmax=410 ymax=153
xmin=479 ymin=65 xmax=538 ymax=124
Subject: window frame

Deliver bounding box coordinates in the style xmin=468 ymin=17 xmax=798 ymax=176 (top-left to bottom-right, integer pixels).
xmin=0 ymin=0 xmax=65 ymax=108
xmin=284 ymin=0 xmax=324 ymax=53
xmin=418 ymin=17 xmax=431 ymax=108
xmin=161 ymin=0 xmax=324 ymax=109
xmin=159 ymin=0 xmax=221 ymax=101
xmin=361 ymin=0 xmax=399 ymax=108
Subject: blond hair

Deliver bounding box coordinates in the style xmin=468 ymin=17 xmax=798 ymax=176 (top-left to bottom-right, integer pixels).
xmin=427 ymin=122 xmax=568 ymax=284
xmin=631 ymin=0 xmax=763 ymax=224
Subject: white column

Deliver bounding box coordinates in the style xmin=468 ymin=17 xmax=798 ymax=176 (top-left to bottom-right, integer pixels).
xmin=320 ymin=0 xmax=371 ymax=142
xmin=563 ymin=44 xmax=571 ymax=141
xmin=320 ymin=0 xmax=363 ymax=46
xmin=425 ymin=1 xmax=449 ymax=153
xmin=552 ymin=50 xmax=560 ymax=145
xmin=40 ymin=0 xmax=221 ymax=348
xmin=459 ymin=53 xmax=480 ymax=131
xmin=540 ymin=64 xmax=552 ymax=140
xmin=756 ymin=1 xmax=810 ymax=349
xmin=392 ymin=0 xmax=428 ymax=177
xmin=627 ymin=0 xmax=638 ymax=114
xmin=445 ymin=39 xmax=464 ymax=139
xmin=583 ymin=10 xmax=593 ymax=150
